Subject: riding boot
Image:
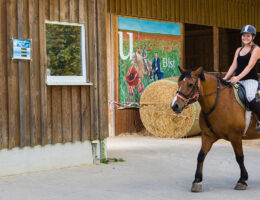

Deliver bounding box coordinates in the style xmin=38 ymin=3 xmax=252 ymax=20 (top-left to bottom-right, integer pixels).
xmin=249 ymin=98 xmax=260 ymax=131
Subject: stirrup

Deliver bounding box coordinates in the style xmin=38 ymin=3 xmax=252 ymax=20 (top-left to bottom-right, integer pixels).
xmin=256 ymin=121 xmax=260 ymax=132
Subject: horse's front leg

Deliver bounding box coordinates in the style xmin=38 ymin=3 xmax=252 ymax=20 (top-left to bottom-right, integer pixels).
xmin=191 ymin=133 xmax=217 ymax=192
xmin=230 ymin=139 xmax=248 ymax=190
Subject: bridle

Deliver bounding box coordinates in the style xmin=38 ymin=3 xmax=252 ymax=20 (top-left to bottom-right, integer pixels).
xmin=176 ymin=75 xmax=225 ymax=137
xmin=176 ymin=76 xmax=200 ymax=107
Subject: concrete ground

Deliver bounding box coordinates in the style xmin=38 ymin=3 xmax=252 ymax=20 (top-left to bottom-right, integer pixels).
xmin=1 ymin=136 xmax=260 ymax=200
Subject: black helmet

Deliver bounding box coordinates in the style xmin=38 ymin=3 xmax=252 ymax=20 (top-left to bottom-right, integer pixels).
xmin=240 ymin=25 xmax=256 ymax=35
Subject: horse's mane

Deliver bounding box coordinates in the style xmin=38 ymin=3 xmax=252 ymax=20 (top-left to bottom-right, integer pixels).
xmin=179 ymin=68 xmax=232 ymax=87
xmin=206 ymin=72 xmax=232 ymax=87
xmin=179 ymin=68 xmax=206 ymax=81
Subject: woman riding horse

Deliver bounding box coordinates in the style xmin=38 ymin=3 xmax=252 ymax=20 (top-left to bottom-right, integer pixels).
xmin=171 ymin=25 xmax=260 ymax=192
xmin=223 ymin=25 xmax=260 ymax=131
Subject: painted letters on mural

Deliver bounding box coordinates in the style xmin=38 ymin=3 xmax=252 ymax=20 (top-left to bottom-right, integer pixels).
xmin=118 ymin=31 xmax=133 ymax=60
xmin=118 ymin=17 xmax=181 ymax=108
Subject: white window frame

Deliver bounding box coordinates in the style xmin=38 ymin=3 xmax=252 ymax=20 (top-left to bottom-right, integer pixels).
xmin=45 ymin=20 xmax=91 ymax=85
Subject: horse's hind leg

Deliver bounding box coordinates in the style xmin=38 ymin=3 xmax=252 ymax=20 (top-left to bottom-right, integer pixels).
xmin=230 ymin=139 xmax=248 ymax=190
xmin=191 ymin=133 xmax=217 ymax=192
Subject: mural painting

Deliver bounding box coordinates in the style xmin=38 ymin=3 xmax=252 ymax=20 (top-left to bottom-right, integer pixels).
xmin=118 ymin=17 xmax=182 ymax=108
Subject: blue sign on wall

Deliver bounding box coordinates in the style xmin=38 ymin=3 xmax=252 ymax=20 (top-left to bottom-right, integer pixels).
xmin=12 ymin=39 xmax=31 ymax=60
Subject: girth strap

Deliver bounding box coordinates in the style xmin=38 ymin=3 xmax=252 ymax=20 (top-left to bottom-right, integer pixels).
xmin=202 ymin=112 xmax=217 ymax=136
xmin=201 ymin=78 xmax=221 ymax=138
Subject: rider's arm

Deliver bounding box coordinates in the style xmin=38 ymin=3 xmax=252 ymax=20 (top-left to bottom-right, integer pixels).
xmin=223 ymin=48 xmax=240 ymax=80
xmin=236 ymin=47 xmax=260 ymax=80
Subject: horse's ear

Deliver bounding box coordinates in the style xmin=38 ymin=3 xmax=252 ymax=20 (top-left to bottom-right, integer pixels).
xmin=192 ymin=66 xmax=203 ymax=77
xmin=178 ymin=66 xmax=186 ymax=74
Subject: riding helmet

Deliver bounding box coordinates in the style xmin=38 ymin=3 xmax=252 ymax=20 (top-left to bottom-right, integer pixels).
xmin=240 ymin=25 xmax=257 ymax=36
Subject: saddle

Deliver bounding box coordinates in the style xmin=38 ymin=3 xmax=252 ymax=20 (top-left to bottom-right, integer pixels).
xmin=233 ymin=83 xmax=250 ymax=110
xmin=233 ymin=82 xmax=260 ymax=111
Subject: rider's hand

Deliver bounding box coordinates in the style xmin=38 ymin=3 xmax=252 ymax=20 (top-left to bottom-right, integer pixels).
xmin=230 ymin=76 xmax=240 ymax=84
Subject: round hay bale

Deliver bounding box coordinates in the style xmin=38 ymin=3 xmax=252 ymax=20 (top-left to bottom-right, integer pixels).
xmin=165 ymin=76 xmax=180 ymax=82
xmin=139 ymin=79 xmax=201 ymax=138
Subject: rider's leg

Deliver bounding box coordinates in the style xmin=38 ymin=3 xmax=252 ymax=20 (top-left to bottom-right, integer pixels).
xmin=249 ymin=98 xmax=260 ymax=131
xmin=240 ymin=79 xmax=260 ymax=131
xmin=153 ymin=70 xmax=157 ymax=80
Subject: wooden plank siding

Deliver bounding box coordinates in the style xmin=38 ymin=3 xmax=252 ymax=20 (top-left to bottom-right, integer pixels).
xmin=0 ymin=0 xmax=108 ymax=149
xmin=0 ymin=1 xmax=9 ymax=149
xmin=107 ymin=0 xmax=260 ymax=31
xmin=7 ymin=0 xmax=20 ymax=148
xmin=115 ymin=108 xmax=144 ymax=135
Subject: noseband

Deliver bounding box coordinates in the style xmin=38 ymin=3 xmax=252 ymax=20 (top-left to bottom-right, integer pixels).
xmin=176 ymin=77 xmax=200 ymax=106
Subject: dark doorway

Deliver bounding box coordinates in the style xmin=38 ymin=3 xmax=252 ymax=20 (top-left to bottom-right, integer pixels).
xmin=185 ymin=24 xmax=213 ymax=71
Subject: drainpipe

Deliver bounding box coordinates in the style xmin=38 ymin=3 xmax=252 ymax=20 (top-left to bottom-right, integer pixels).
xmin=110 ymin=13 xmax=115 ymax=137
xmin=91 ymin=140 xmax=98 ymax=164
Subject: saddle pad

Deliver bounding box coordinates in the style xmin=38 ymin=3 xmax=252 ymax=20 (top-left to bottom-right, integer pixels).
xmin=243 ymin=111 xmax=252 ymax=136
xmin=233 ymin=84 xmax=249 ymax=111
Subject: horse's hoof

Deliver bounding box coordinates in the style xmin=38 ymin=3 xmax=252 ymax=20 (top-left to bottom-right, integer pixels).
xmin=234 ymin=182 xmax=247 ymax=190
xmin=191 ymin=182 xmax=202 ymax=192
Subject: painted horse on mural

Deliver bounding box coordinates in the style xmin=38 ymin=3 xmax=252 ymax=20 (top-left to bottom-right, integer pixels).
xmin=131 ymin=52 xmax=153 ymax=79
xmin=171 ymin=66 xmax=260 ymax=192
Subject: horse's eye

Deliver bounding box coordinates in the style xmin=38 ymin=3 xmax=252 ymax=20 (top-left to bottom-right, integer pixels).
xmin=188 ymin=83 xmax=194 ymax=87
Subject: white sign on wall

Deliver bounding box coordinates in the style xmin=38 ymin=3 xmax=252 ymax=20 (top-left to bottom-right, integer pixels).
xmin=12 ymin=39 xmax=31 ymax=60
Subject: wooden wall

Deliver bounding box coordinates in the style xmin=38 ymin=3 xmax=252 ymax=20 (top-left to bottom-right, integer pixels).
xmin=115 ymin=108 xmax=144 ymax=135
xmin=0 ymin=0 xmax=108 ymax=149
xmin=107 ymin=0 xmax=260 ymax=31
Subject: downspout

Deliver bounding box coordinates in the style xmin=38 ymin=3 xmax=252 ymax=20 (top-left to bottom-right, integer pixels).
xmin=110 ymin=13 xmax=115 ymax=137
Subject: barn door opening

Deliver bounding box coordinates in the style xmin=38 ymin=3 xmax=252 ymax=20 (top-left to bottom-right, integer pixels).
xmin=185 ymin=24 xmax=214 ymax=72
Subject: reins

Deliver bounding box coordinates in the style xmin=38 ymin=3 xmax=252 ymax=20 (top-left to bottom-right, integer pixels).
xmin=201 ymin=78 xmax=221 ymax=137
xmin=202 ymin=82 xmax=229 ymax=98
xmin=200 ymin=76 xmax=231 ymax=138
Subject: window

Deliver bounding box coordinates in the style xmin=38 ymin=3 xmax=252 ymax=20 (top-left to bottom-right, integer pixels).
xmin=45 ymin=21 xmax=89 ymax=85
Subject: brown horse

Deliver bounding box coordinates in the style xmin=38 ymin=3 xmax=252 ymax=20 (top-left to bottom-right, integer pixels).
xmin=131 ymin=52 xmax=152 ymax=79
xmin=171 ymin=67 xmax=260 ymax=192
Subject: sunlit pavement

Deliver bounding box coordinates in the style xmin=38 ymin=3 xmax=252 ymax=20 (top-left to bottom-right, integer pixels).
xmin=1 ymin=136 xmax=260 ymax=200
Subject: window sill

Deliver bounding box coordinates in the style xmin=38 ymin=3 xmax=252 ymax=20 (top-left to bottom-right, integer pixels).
xmin=46 ymin=82 xmax=93 ymax=86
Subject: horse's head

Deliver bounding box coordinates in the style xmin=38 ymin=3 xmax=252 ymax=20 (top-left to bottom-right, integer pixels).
xmin=171 ymin=67 xmax=203 ymax=113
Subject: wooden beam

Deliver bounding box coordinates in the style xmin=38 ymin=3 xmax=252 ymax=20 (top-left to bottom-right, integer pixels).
xmin=7 ymin=0 xmax=20 ymax=148
xmin=88 ymin=0 xmax=99 ymax=140
xmin=185 ymin=28 xmax=213 ymax=36
xmin=29 ymin=0 xmax=42 ymax=146
xmin=50 ymin=0 xmax=63 ymax=144
xmin=61 ymin=0 xmax=72 ymax=143
xmin=213 ymin=26 xmax=219 ymax=72
xmin=97 ymin=0 xmax=108 ymax=140
xmin=39 ymin=0 xmax=49 ymax=145
xmin=79 ymin=0 xmax=91 ymax=141
xmin=0 ymin=0 xmax=9 ymax=149
xmin=17 ymin=0 xmax=27 ymax=147
xmin=181 ymin=23 xmax=185 ymax=68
